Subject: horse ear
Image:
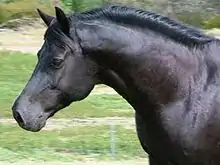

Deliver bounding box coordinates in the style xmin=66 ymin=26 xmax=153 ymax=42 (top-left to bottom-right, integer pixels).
xmin=37 ymin=9 xmax=54 ymax=27
xmin=55 ymin=7 xmax=69 ymax=35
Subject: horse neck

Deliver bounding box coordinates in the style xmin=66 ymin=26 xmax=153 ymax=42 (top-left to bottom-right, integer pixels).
xmin=76 ymin=20 xmax=166 ymax=74
xmin=76 ymin=21 xmax=198 ymax=110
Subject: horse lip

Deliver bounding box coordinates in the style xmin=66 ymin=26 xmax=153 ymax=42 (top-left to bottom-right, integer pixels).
xmin=46 ymin=109 xmax=57 ymax=119
xmin=47 ymin=111 xmax=53 ymax=119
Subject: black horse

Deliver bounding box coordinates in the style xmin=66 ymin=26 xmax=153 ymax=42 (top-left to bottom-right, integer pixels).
xmin=12 ymin=5 xmax=220 ymax=165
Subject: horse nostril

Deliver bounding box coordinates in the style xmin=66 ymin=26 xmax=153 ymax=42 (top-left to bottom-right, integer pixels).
xmin=13 ymin=111 xmax=24 ymax=126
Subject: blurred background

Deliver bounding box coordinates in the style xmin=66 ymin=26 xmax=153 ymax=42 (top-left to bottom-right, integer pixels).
xmin=1 ymin=0 xmax=220 ymax=28
xmin=0 ymin=1 xmax=220 ymax=165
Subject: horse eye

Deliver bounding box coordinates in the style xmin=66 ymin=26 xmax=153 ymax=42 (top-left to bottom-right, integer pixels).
xmin=50 ymin=58 xmax=64 ymax=69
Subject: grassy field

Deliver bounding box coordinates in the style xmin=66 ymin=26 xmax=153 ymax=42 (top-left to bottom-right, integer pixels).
xmin=0 ymin=123 xmax=146 ymax=162
xmin=0 ymin=51 xmax=133 ymax=118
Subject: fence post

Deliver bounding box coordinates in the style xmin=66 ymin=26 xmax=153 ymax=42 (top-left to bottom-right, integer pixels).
xmin=110 ymin=121 xmax=116 ymax=159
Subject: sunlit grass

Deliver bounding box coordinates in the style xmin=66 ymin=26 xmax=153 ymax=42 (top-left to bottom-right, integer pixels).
xmin=0 ymin=123 xmax=146 ymax=162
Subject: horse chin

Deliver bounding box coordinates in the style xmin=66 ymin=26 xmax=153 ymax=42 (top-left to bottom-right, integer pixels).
xmin=47 ymin=110 xmax=57 ymax=119
xmin=29 ymin=112 xmax=53 ymax=132
xmin=18 ymin=119 xmax=47 ymax=132
xmin=30 ymin=122 xmax=46 ymax=132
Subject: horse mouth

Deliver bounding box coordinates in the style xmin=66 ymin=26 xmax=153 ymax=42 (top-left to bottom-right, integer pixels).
xmin=47 ymin=110 xmax=57 ymax=119
xmin=45 ymin=102 xmax=70 ymax=120
xmin=46 ymin=87 xmax=72 ymax=119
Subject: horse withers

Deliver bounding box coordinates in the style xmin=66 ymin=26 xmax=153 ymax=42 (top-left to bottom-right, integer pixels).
xmin=12 ymin=5 xmax=220 ymax=165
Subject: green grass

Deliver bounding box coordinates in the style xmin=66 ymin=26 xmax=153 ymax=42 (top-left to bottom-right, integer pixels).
xmin=0 ymin=51 xmax=133 ymax=118
xmin=0 ymin=123 xmax=146 ymax=162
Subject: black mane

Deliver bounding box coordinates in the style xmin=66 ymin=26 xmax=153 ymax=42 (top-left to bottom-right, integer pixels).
xmin=72 ymin=5 xmax=217 ymax=48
